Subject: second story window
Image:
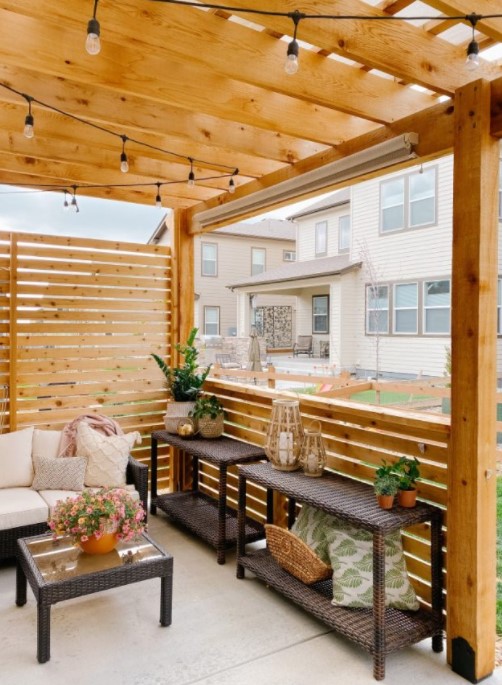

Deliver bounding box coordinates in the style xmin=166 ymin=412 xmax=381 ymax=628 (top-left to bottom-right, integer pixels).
xmin=381 ymin=167 xmax=436 ymax=233
xmin=283 ymin=250 xmax=296 ymax=262
xmin=424 ymin=280 xmax=450 ymax=334
xmin=201 ymin=242 xmax=217 ymax=277
xmin=315 ymin=221 xmax=327 ymax=256
xmin=338 ymin=215 xmax=350 ymax=252
xmin=366 ymin=285 xmax=389 ymax=334
xmin=251 ymin=247 xmax=266 ymax=275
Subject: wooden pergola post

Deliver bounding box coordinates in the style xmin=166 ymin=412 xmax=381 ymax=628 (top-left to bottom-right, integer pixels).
xmin=448 ymin=79 xmax=499 ymax=682
xmin=170 ymin=208 xmax=195 ymax=363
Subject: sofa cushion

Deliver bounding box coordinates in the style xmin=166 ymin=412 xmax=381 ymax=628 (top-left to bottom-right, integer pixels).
xmin=76 ymin=422 xmax=141 ymax=488
xmin=32 ymin=454 xmax=87 ymax=491
xmin=32 ymin=429 xmax=63 ymax=460
xmin=0 ymin=427 xmax=35 ymax=488
xmin=0 ymin=488 xmax=48 ymax=530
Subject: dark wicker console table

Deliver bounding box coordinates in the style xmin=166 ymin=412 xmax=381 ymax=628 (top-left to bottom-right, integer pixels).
xmin=236 ymin=462 xmax=443 ymax=681
xmin=150 ymin=431 xmax=265 ymax=564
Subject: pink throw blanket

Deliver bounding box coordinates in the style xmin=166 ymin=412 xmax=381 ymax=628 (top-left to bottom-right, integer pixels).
xmin=58 ymin=414 xmax=124 ymax=457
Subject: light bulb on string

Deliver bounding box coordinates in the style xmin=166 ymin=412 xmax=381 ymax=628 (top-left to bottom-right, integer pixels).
xmin=70 ymin=187 xmax=79 ymax=213
xmin=228 ymin=178 xmax=236 ymax=194
xmin=86 ymin=0 xmax=101 ymax=55
xmin=284 ymin=11 xmax=302 ymax=75
xmin=155 ymin=183 xmax=162 ymax=208
xmin=465 ymin=14 xmax=480 ymax=71
xmin=63 ymin=191 xmax=69 ymax=211
xmin=188 ymin=160 xmax=195 ymax=187
xmin=23 ymin=97 xmax=34 ymax=138
xmin=120 ymin=136 xmax=129 ymax=173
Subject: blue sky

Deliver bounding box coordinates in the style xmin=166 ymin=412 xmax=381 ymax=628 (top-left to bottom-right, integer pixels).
xmin=0 ymin=185 xmax=167 ymax=243
xmin=0 ymin=184 xmax=318 ymax=241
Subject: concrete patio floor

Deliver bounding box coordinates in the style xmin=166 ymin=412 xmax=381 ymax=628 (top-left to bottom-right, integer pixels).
xmin=1 ymin=514 xmax=501 ymax=685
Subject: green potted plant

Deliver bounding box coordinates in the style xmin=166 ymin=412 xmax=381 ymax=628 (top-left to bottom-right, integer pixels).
xmin=374 ymin=473 xmax=399 ymax=509
xmin=191 ymin=395 xmax=225 ymax=439
xmin=392 ymin=456 xmax=420 ymax=508
xmin=151 ymin=327 xmax=211 ymax=433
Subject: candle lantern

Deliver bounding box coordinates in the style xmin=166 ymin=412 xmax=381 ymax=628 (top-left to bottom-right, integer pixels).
xmin=299 ymin=420 xmax=326 ymax=477
xmin=265 ymin=399 xmax=304 ymax=471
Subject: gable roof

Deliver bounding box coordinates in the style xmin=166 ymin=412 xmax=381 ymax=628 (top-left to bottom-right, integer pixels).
xmin=288 ymin=188 xmax=351 ymax=220
xmin=228 ymin=254 xmax=360 ymax=289
xmin=216 ymin=219 xmax=296 ymax=241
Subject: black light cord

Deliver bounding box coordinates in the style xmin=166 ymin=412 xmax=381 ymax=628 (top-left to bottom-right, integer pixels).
xmin=0 ymin=81 xmax=239 ymax=175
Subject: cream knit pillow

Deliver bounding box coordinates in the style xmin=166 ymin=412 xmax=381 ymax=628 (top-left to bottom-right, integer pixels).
xmin=76 ymin=423 xmax=141 ymax=488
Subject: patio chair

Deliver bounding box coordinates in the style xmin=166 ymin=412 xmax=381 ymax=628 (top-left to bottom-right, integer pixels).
xmin=293 ymin=336 xmax=313 ymax=357
xmin=215 ymin=354 xmax=241 ymax=369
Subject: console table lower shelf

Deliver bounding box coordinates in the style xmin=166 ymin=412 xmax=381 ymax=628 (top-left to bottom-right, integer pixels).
xmin=239 ymin=548 xmax=442 ymax=659
xmin=153 ymin=491 xmax=264 ymax=553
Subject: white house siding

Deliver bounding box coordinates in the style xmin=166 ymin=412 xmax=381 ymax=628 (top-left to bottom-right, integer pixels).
xmin=346 ymin=157 xmax=454 ymax=376
xmin=195 ymin=232 xmax=296 ymax=338
xmin=297 ymin=203 xmax=351 ymax=262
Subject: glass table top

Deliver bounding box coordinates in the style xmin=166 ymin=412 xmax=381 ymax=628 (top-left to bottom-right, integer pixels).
xmin=22 ymin=533 xmax=166 ymax=583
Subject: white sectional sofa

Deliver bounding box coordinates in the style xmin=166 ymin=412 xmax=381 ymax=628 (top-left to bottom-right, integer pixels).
xmin=0 ymin=425 xmax=148 ymax=560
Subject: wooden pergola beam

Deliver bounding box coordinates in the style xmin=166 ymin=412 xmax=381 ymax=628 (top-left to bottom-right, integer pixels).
xmin=448 ymin=77 xmax=499 ymax=682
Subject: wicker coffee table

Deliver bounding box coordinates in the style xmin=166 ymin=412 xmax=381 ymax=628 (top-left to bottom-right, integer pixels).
xmin=16 ymin=532 xmax=173 ymax=663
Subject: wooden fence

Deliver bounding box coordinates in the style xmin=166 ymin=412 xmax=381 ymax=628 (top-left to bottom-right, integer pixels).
xmin=0 ymin=231 xmax=171 ymax=470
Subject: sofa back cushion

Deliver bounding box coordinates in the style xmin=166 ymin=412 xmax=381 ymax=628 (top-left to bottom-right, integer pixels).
xmin=0 ymin=426 xmax=35 ymax=488
xmin=32 ymin=429 xmax=63 ymax=460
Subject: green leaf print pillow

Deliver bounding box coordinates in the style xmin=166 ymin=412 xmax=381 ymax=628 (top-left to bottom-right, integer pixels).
xmin=290 ymin=503 xmax=334 ymax=566
xmin=324 ymin=517 xmax=419 ymax=610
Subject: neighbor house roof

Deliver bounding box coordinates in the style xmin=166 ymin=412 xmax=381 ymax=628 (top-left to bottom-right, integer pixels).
xmin=215 ymin=219 xmax=296 ymax=241
xmin=228 ymin=254 xmax=360 ymax=289
xmin=288 ymin=188 xmax=351 ymax=220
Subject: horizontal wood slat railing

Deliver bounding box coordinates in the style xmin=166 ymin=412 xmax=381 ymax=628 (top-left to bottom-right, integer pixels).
xmin=203 ymin=377 xmax=450 ymax=610
xmin=0 ymin=232 xmax=172 ymax=488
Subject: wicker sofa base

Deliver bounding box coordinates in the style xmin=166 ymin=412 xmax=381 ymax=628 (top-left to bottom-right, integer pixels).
xmin=0 ymin=455 xmax=148 ymax=562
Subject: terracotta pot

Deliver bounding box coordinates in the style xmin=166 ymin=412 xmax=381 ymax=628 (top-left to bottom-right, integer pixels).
xmin=398 ymin=488 xmax=417 ymax=508
xmin=376 ymin=494 xmax=394 ymax=510
xmin=79 ymin=532 xmax=118 ymax=555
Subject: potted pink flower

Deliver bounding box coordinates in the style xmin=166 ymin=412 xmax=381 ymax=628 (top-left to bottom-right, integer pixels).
xmin=48 ymin=488 xmax=146 ymax=554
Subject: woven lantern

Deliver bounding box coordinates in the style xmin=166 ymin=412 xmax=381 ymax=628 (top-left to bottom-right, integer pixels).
xmin=265 ymin=399 xmax=304 ymax=471
xmin=299 ymin=420 xmax=326 ymax=477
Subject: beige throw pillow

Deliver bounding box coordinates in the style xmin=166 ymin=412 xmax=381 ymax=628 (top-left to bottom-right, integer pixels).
xmin=32 ymin=454 xmax=87 ymax=491
xmin=76 ymin=422 xmax=141 ymax=488
xmin=0 ymin=426 xmax=35 ymax=488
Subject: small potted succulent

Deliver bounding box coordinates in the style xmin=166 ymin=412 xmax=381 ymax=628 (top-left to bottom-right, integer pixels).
xmin=393 ymin=456 xmax=420 ymax=508
xmin=191 ymin=394 xmax=225 ymax=439
xmin=374 ymin=473 xmax=399 ymax=509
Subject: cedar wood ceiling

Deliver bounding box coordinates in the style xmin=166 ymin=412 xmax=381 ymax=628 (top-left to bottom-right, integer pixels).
xmin=0 ymin=0 xmax=501 ymax=227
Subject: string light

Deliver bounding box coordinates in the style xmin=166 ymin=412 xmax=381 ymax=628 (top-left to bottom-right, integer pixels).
xmin=466 ymin=14 xmax=481 ymax=71
xmin=120 ymin=135 xmax=129 ymax=173
xmin=86 ymin=0 xmax=101 ymax=56
xmin=149 ymin=1 xmax=502 ymax=71
xmin=0 ymin=82 xmax=239 ymax=192
xmin=285 ymin=10 xmax=301 ymax=75
xmin=155 ymin=182 xmax=162 ymax=207
xmin=228 ymin=177 xmax=236 ymax=194
xmin=23 ymin=96 xmax=34 ymax=139
xmin=188 ymin=159 xmax=195 ymax=187
xmin=63 ymin=190 xmax=70 ymax=211
xmin=70 ymin=186 xmax=79 ymax=213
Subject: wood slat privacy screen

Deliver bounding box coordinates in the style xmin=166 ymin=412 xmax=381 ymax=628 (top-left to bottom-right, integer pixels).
xmin=204 ymin=378 xmax=450 ymax=610
xmin=0 ymin=231 xmax=171 ymax=474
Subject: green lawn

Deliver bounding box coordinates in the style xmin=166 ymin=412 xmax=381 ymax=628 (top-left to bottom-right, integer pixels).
xmin=349 ymin=390 xmax=433 ymax=405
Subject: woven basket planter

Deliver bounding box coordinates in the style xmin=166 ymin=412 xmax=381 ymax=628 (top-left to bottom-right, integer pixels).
xmin=164 ymin=401 xmax=196 ymax=434
xmin=198 ymin=414 xmax=224 ymax=439
xmin=265 ymin=524 xmax=332 ymax=585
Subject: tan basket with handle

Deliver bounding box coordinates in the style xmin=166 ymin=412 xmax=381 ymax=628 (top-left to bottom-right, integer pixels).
xmin=198 ymin=413 xmax=224 ymax=439
xmin=265 ymin=524 xmax=332 ymax=585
